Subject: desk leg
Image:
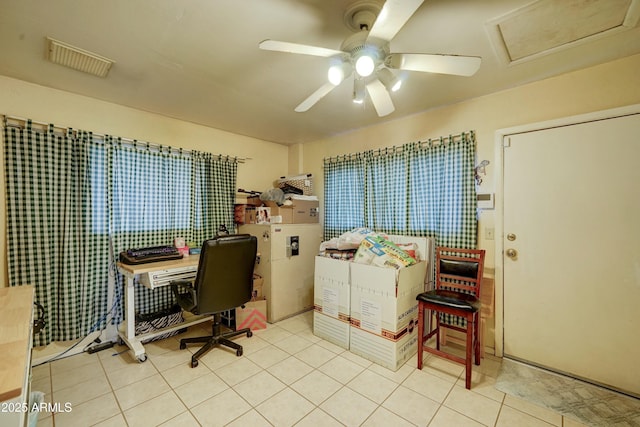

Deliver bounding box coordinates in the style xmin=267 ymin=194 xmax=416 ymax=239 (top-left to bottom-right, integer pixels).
xmin=118 ymin=275 xmax=147 ymax=361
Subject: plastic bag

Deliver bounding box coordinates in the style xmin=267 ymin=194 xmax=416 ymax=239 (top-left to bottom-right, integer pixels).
xmin=336 ymin=227 xmax=380 ymax=250
xmin=259 ymin=188 xmax=285 ymax=205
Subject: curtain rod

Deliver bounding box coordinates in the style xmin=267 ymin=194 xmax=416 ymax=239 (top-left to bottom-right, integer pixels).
xmin=2 ymin=115 xmax=249 ymax=163
xmin=323 ymin=130 xmax=474 ymax=163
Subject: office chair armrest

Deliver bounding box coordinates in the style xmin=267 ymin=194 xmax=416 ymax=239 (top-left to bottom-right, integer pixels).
xmin=170 ymin=280 xmax=197 ymax=313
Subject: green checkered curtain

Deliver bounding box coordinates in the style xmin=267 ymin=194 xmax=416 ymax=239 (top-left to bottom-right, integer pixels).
xmin=189 ymin=151 xmax=237 ymax=244
xmin=323 ymin=153 xmax=366 ymax=240
xmin=4 ymin=122 xmax=111 ymax=346
xmin=409 ymin=133 xmax=478 ymax=326
xmin=324 ymin=131 xmax=477 ymax=248
xmin=364 ymin=147 xmax=410 ymax=234
xmin=106 ymin=137 xmax=237 ymax=320
xmin=3 ymin=119 xmax=237 ymax=346
xmin=407 ymin=132 xmax=478 ymax=249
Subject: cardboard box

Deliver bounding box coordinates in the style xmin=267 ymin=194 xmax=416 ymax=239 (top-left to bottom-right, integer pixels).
xmin=264 ymin=200 xmax=319 ymax=224
xmin=252 ymin=274 xmax=264 ymax=299
xmin=246 ymin=195 xmax=263 ymax=207
xmin=350 ymin=261 xmax=426 ymax=331
xmin=236 ymin=298 xmax=267 ymax=331
xmin=350 ymin=323 xmax=418 ymax=371
xmin=348 ymin=261 xmax=427 ymax=370
xmin=313 ymin=256 xmax=351 ymax=349
xmin=234 ymin=204 xmax=257 ymax=225
xmin=314 ymin=311 xmax=350 ymax=349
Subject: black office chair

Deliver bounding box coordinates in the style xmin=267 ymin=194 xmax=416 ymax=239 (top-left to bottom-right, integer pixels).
xmin=416 ymin=246 xmax=485 ymax=389
xmin=171 ymin=234 xmax=257 ymax=368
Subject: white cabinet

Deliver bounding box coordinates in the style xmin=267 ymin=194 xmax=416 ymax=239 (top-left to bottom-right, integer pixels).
xmin=239 ymin=224 xmax=322 ymax=323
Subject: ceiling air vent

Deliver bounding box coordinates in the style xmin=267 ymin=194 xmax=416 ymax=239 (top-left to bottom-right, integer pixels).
xmin=46 ymin=37 xmax=114 ymax=78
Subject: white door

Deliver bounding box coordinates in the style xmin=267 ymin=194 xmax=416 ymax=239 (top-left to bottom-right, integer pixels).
xmin=503 ymin=113 xmax=640 ymax=396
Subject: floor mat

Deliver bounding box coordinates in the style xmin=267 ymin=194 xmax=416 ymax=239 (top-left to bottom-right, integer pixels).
xmin=495 ymin=359 xmax=640 ymax=427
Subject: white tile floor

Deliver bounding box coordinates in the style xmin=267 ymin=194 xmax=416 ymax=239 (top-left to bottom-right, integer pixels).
xmin=32 ymin=311 xmax=589 ymax=427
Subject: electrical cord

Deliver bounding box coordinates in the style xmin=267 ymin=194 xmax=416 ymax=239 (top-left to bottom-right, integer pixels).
xmin=32 ymin=259 xmax=124 ymax=367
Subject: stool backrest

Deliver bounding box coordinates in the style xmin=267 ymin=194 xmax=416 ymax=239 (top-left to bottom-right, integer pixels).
xmin=436 ymin=247 xmax=485 ymax=297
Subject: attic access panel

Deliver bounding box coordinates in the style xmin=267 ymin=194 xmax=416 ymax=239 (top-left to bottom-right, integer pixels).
xmin=486 ymin=0 xmax=640 ymax=65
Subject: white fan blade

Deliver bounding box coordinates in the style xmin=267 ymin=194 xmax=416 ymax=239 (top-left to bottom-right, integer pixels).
xmin=295 ymin=82 xmax=337 ymax=112
xmin=386 ymin=53 xmax=481 ymax=76
xmin=368 ymin=0 xmax=424 ymax=42
xmin=259 ymin=39 xmax=344 ymax=58
xmin=366 ymin=79 xmax=395 ymax=117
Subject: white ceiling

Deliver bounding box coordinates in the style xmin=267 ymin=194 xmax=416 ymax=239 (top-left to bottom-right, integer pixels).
xmin=0 ymin=0 xmax=639 ymax=145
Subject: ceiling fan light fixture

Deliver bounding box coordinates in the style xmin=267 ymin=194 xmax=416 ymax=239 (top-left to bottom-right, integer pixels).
xmin=353 ymin=78 xmax=366 ymax=104
xmin=355 ymin=54 xmax=375 ymax=77
xmin=377 ymin=68 xmax=402 ymax=92
xmin=328 ymin=61 xmax=352 ymax=85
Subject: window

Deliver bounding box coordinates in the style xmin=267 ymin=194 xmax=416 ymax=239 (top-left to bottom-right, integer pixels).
xmin=324 ymin=132 xmax=478 ymax=249
xmin=3 ymin=120 xmax=238 ymax=345
xmin=323 ymin=155 xmax=365 ymax=238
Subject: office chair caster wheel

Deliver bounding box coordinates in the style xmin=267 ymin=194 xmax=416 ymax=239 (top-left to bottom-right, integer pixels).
xmin=191 ymin=359 xmax=198 ymax=368
xmin=137 ymin=354 xmax=147 ymax=363
xmin=247 ymin=331 xmax=253 ymax=338
xmin=236 ymin=348 xmax=243 ymax=357
xmin=179 ymin=342 xmax=186 ymax=350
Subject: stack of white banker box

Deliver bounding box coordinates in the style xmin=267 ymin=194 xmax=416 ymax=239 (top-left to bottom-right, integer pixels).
xmin=313 ymin=256 xmax=351 ymax=348
xmin=313 ymin=235 xmax=432 ymax=371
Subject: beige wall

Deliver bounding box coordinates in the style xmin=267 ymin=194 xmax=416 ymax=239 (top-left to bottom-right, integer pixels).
xmin=2 ymin=53 xmax=639 ymax=301
xmin=0 ymin=75 xmax=288 ymax=285
xmin=302 ymin=53 xmax=640 ymax=270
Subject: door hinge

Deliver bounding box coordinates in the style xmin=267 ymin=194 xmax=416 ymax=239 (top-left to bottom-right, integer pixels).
xmin=503 ymin=137 xmax=511 ymax=147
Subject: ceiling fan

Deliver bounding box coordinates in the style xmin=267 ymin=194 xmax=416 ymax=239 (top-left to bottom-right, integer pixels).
xmin=259 ymin=0 xmax=481 ymax=117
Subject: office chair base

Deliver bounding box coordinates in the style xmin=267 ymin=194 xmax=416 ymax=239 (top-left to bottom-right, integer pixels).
xmin=179 ymin=325 xmax=252 ymax=368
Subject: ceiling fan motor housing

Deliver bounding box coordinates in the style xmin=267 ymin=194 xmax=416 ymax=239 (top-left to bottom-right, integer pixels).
xmin=340 ymin=31 xmax=390 ymax=76
xmin=343 ymin=0 xmax=383 ymax=32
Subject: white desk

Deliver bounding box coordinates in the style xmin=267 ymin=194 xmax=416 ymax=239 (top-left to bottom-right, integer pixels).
xmin=117 ymin=256 xmax=210 ymax=362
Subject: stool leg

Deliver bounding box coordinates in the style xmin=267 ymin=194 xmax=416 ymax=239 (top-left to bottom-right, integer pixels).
xmin=435 ymin=313 xmax=441 ymax=351
xmin=417 ymin=303 xmax=424 ymax=369
xmin=474 ymin=313 xmax=481 ymax=365
xmin=479 ymin=317 xmax=485 ymax=360
xmin=465 ymin=315 xmax=473 ymax=389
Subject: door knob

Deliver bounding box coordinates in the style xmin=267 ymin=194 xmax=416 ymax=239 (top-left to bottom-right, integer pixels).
xmin=505 ymin=248 xmax=518 ymax=259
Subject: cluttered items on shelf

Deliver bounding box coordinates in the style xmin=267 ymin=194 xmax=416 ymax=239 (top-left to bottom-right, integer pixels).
xmin=235 ymin=174 xmax=319 ymax=225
